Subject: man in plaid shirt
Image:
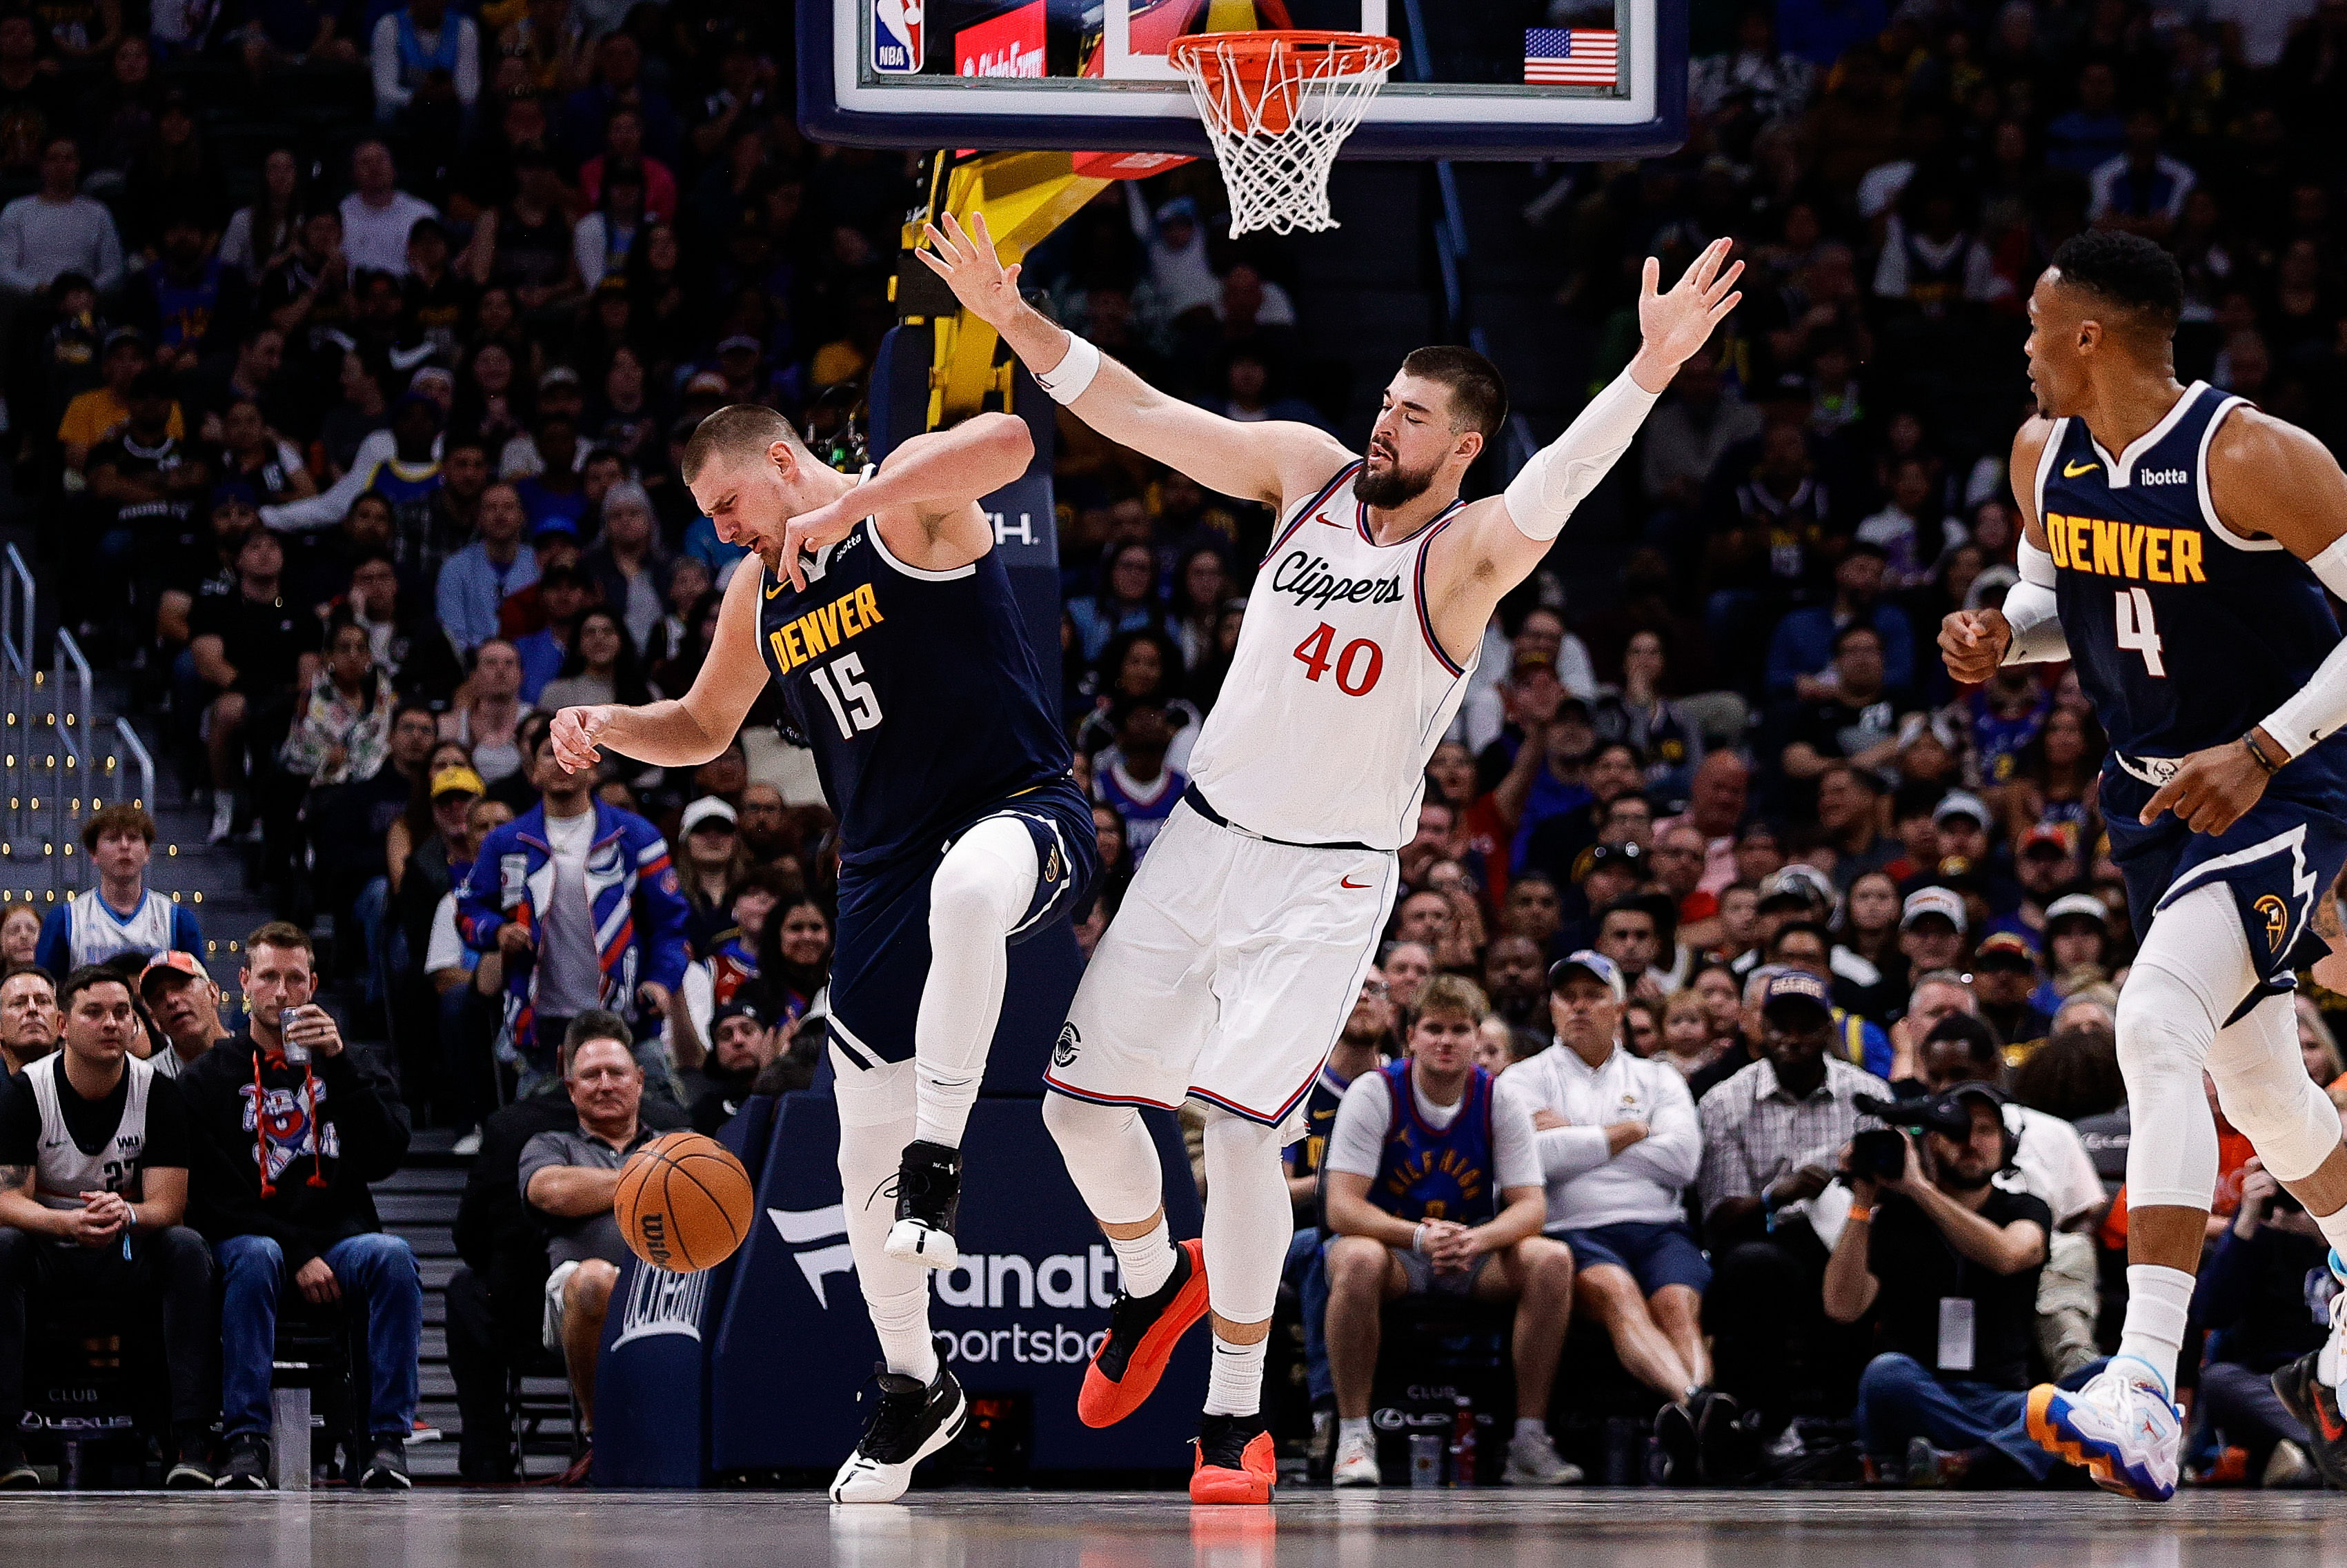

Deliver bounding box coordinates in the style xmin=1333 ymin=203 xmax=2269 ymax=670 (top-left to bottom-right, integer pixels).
xmin=1694 ymin=970 xmax=1892 ymax=1473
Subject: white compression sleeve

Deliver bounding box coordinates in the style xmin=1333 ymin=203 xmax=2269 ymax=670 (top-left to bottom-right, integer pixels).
xmin=2259 ymin=535 xmax=2347 ymax=758
xmin=913 ymin=815 xmax=1038 ymax=1149
xmin=1501 ymin=366 xmax=1661 ymax=542
xmin=1999 ymin=537 xmax=2070 ymax=664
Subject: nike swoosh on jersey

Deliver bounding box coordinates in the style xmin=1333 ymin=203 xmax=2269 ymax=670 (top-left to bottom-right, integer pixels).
xmin=764 ymin=578 xmax=788 ymax=599
xmin=1340 ymin=876 xmax=1371 ymax=889
xmin=2063 ymin=460 xmax=2099 ymax=477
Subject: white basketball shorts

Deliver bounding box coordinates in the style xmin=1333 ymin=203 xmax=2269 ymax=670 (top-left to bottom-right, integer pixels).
xmin=1044 ymin=798 xmax=1398 ymax=1138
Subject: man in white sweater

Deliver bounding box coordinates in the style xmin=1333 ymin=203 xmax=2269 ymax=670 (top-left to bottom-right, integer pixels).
xmin=1508 ymin=949 xmax=1730 ymax=1480
xmin=0 ymin=136 xmax=124 ymax=298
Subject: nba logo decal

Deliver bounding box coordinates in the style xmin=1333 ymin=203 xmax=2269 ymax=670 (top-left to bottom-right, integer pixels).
xmin=873 ymin=0 xmax=922 ymax=74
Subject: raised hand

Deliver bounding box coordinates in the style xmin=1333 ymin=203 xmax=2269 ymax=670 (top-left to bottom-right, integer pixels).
xmin=1631 ymin=237 xmax=1745 ymax=390
xmin=776 ymin=490 xmax=864 ymax=592
xmin=913 ymin=211 xmax=1025 ymax=328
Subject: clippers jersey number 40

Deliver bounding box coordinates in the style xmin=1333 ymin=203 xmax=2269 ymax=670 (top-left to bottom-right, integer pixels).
xmin=1291 ymin=622 xmax=1385 ymax=696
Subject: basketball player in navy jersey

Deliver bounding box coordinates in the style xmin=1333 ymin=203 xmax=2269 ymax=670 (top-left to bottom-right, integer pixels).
xmin=922 ymin=215 xmax=1741 ymax=1500
xmin=546 ymin=405 xmax=1099 ymax=1503
xmin=1942 ymin=230 xmax=2347 ymax=1499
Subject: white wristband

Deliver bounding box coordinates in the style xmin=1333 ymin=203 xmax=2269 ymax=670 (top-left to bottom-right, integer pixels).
xmin=1031 ymin=332 xmax=1101 ymax=405
xmin=1411 ymin=1222 xmax=1429 ymax=1256
xmin=2261 ymin=535 xmax=2347 ymax=760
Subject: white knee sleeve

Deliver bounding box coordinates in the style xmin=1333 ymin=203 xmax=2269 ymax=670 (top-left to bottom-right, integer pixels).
xmin=913 ymin=817 xmax=1040 ymax=1148
xmin=1199 ymin=1109 xmax=1292 ymax=1325
xmin=1043 ymin=1091 xmax=1167 ymax=1226
xmin=2209 ymin=994 xmax=2343 ymax=1183
xmin=2116 ymin=884 xmax=2241 ymax=1213
xmin=831 ymin=1050 xmax=937 ymax=1378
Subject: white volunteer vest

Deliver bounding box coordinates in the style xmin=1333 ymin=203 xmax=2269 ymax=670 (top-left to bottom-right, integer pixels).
xmin=1182 ymin=462 xmax=1480 ymax=849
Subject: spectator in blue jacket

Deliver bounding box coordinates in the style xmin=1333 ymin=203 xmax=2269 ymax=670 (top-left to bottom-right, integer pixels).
xmin=436 ymin=482 xmax=538 ymax=654
xmin=1763 ymin=543 xmax=1914 ymax=698
xmin=457 ymin=730 xmax=691 ymax=1084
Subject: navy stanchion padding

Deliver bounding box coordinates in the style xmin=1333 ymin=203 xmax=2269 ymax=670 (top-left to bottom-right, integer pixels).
xmin=707 ymin=1090 xmax=1206 ymax=1476
xmin=589 ymin=1097 xmax=778 ymax=1487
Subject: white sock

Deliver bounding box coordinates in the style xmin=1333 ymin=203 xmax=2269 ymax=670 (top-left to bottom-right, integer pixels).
xmin=868 ymin=1287 xmax=940 ymax=1385
xmin=911 ymin=818 xmax=1036 ymax=1150
xmin=2115 ymin=1264 xmax=2195 ymax=1393
xmin=1514 ymin=1417 xmax=1547 ymax=1444
xmin=1338 ymin=1416 xmax=1371 ymax=1447
xmin=1204 ymin=1334 xmax=1266 ymax=1418
xmin=1109 ymin=1215 xmax=1177 ymax=1298
xmin=2316 ymin=1210 xmax=2347 ymax=1266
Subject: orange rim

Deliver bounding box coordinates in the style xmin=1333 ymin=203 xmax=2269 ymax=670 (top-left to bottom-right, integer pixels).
xmin=1166 ymin=29 xmax=1400 ymax=77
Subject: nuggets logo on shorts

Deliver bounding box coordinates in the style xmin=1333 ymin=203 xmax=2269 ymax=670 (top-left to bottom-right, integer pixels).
xmin=2257 ymin=894 xmax=2289 ymax=952
xmin=1052 ymin=1022 xmax=1080 ymax=1068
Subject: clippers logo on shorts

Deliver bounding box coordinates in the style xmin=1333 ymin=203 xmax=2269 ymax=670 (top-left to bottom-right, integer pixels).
xmin=612 ymin=1262 xmax=713 ymax=1347
xmin=766 ymin=582 xmax=885 ymax=677
xmin=239 ymin=1081 xmax=341 ymax=1180
xmin=1052 ymin=1022 xmax=1080 ymax=1068
xmin=872 ymin=0 xmax=922 ymax=72
xmin=2257 ymin=893 xmax=2289 ymax=951
xmin=1370 ymin=1061 xmax=1497 ymax=1225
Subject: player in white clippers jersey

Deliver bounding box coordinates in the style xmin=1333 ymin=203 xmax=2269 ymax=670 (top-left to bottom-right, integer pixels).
xmin=921 ymin=215 xmax=1742 ymax=1502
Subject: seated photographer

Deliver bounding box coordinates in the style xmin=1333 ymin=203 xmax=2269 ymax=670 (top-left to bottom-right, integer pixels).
xmin=1509 ymin=951 xmax=1721 ymax=1476
xmin=1320 ymin=976 xmax=1580 ymax=1489
xmin=1917 ymin=1014 xmax=2108 ymax=1380
xmin=0 ymin=966 xmax=213 ymax=1489
xmin=519 ymin=1011 xmax=662 ymax=1482
xmin=1823 ymin=1082 xmax=2070 ymax=1486
xmin=1697 ymin=971 xmax=1893 ymax=1447
xmin=2192 ymin=1153 xmax=2330 ymax=1489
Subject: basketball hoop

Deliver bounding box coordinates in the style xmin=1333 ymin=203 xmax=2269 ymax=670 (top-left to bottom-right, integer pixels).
xmin=1166 ymin=30 xmax=1399 ymax=237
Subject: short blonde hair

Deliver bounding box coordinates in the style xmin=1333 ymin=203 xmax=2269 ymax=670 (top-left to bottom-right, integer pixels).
xmin=1414 ymin=973 xmax=1489 ymax=1026
xmin=680 ymin=404 xmax=805 ymax=484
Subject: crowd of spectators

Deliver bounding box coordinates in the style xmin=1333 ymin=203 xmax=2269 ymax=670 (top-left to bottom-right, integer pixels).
xmin=0 ymin=0 xmax=2343 ymax=1494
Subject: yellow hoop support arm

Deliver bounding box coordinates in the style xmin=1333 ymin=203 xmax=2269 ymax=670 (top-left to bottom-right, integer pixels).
xmin=894 ymin=150 xmax=1109 ymax=433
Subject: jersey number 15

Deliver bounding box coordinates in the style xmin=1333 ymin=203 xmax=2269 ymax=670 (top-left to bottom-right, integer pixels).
xmin=809 ymin=652 xmax=884 ymax=738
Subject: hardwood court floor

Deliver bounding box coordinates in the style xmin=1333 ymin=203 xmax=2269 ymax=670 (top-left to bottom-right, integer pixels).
xmin=0 ymin=1487 xmax=2339 ymax=1566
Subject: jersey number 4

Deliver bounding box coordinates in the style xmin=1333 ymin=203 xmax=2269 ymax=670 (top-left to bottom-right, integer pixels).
xmin=2114 ymin=587 xmax=2166 ymax=677
xmin=1292 ymin=622 xmax=1385 ymax=696
xmin=809 ymin=651 xmax=883 ymax=738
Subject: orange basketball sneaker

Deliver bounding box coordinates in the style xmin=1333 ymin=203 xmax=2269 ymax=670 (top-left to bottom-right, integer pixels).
xmin=1078 ymin=1238 xmax=1210 ymax=1427
xmin=1190 ymin=1412 xmax=1275 ymax=1504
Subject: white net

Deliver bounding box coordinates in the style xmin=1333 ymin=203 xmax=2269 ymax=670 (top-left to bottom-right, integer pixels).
xmin=1168 ymin=32 xmax=1398 ymax=237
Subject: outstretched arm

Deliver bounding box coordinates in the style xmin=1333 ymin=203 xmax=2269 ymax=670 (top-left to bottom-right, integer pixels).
xmin=550 ymin=557 xmax=769 ymax=772
xmin=769 ymin=411 xmax=1033 ymax=591
xmin=917 ymin=212 xmax=1351 ymax=507
xmin=1418 ymin=241 xmax=1743 ymax=655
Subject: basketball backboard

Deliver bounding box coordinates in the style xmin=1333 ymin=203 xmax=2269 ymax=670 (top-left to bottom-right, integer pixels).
xmin=800 ymin=0 xmax=1683 ymax=161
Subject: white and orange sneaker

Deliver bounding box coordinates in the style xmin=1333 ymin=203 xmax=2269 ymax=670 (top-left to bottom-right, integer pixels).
xmin=2026 ymin=1356 xmax=2181 ymax=1501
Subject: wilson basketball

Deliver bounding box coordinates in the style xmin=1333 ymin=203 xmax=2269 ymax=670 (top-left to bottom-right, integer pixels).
xmin=613 ymin=1132 xmax=755 ymax=1273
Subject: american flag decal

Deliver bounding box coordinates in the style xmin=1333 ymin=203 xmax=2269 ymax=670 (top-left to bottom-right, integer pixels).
xmin=1524 ymin=28 xmax=1618 ymax=87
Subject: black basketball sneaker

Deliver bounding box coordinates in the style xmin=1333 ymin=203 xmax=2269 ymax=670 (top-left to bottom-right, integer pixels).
xmin=884 ymin=1140 xmax=963 ymax=1269
xmin=2272 ymin=1351 xmax=2347 ymax=1489
xmin=829 ymin=1364 xmax=968 ymax=1504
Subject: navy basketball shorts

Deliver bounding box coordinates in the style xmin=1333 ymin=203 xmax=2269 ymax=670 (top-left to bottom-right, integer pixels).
xmin=1552 ymin=1219 xmax=1713 ymax=1297
xmin=2101 ymin=740 xmax=2347 ymax=1023
xmin=826 ymin=776 xmax=1100 ymax=1069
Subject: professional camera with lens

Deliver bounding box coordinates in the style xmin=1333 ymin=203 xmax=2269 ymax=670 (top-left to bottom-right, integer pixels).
xmin=1843 ymin=1091 xmax=1982 ymax=1187
xmin=1848 ymin=1128 xmax=1912 ymax=1183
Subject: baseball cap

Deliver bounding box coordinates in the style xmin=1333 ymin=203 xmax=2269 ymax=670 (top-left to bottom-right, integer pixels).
xmin=1508 ymin=649 xmax=1556 ymax=680
xmin=681 ymin=797 xmax=738 ymax=836
xmin=1757 ymin=864 xmax=1834 ymax=911
xmin=1547 ymin=949 xmax=1626 ymax=1003
xmin=431 ymin=765 xmax=486 ymax=800
xmin=1930 ymin=1080 xmax=2009 ymax=1131
xmin=103 ymin=325 xmax=147 ymax=353
xmin=1933 ymin=791 xmax=1990 ymax=828
xmin=2044 ymin=892 xmax=2109 ymax=929
xmin=716 ymin=334 xmax=763 ymax=357
xmin=1760 ymin=969 xmax=1833 ymax=1022
xmin=530 ymin=515 xmax=580 ymax=539
xmin=539 ymin=364 xmax=582 ymax=391
xmin=1901 ymin=886 xmax=1968 ymax=933
xmin=1974 ymin=931 xmax=2039 ymax=970
xmin=684 ymin=370 xmax=729 ymax=398
xmin=2020 ymin=826 xmax=2071 ymax=857
xmin=408 ymin=365 xmax=455 ymax=396
xmin=711 ymin=997 xmax=767 ymax=1031
xmin=139 ymin=949 xmax=208 ymax=997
